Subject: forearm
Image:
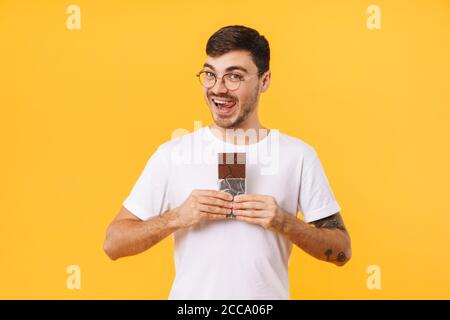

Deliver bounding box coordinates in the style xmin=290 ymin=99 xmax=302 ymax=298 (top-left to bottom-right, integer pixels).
xmin=280 ymin=212 xmax=352 ymax=266
xmin=104 ymin=209 xmax=181 ymax=260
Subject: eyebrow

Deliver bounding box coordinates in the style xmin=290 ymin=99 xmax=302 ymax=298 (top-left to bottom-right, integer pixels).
xmin=203 ymin=63 xmax=249 ymax=73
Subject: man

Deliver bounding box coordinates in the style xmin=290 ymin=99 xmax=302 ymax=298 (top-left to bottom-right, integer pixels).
xmin=103 ymin=25 xmax=351 ymax=299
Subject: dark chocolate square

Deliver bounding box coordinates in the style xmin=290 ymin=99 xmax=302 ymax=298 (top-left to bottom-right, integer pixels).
xmin=218 ymin=152 xmax=246 ymax=198
xmin=218 ymin=152 xmax=246 ymax=179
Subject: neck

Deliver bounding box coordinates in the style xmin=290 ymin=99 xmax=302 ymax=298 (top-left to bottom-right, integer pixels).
xmin=208 ymin=112 xmax=270 ymax=145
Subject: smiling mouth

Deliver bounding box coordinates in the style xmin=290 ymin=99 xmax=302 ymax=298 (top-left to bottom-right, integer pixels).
xmin=211 ymin=98 xmax=237 ymax=115
xmin=212 ymin=98 xmax=236 ymax=107
xmin=212 ymin=99 xmax=237 ymax=116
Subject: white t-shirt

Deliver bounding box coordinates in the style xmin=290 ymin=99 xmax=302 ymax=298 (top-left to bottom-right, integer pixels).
xmin=123 ymin=126 xmax=341 ymax=299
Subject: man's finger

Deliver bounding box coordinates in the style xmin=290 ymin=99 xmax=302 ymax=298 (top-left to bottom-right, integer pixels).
xmin=233 ymin=209 xmax=268 ymax=218
xmin=197 ymin=196 xmax=233 ymax=209
xmin=202 ymin=212 xmax=229 ymax=220
xmin=198 ymin=204 xmax=232 ymax=215
xmin=195 ymin=190 xmax=233 ymax=201
xmin=233 ymin=194 xmax=269 ymax=203
xmin=233 ymin=201 xmax=266 ymax=210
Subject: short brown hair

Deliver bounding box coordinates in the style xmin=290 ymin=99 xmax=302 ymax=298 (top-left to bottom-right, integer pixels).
xmin=206 ymin=25 xmax=270 ymax=76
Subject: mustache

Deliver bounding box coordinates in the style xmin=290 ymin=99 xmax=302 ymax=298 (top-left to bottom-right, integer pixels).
xmin=208 ymin=93 xmax=237 ymax=101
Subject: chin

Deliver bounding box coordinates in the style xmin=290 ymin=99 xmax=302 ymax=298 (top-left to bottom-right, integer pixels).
xmin=213 ymin=117 xmax=236 ymax=129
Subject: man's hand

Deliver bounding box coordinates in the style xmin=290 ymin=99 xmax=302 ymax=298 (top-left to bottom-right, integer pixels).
xmin=232 ymin=194 xmax=288 ymax=232
xmin=104 ymin=190 xmax=233 ymax=260
xmin=174 ymin=189 xmax=233 ymax=229
xmin=232 ymin=193 xmax=351 ymax=266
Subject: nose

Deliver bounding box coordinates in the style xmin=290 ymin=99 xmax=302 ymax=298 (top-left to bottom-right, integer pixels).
xmin=211 ymin=77 xmax=228 ymax=95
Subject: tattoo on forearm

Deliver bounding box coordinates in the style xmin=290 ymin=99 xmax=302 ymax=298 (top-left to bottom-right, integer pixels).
xmin=324 ymin=249 xmax=333 ymax=261
xmin=337 ymin=252 xmax=347 ymax=262
xmin=311 ymin=212 xmax=347 ymax=232
xmin=311 ymin=212 xmax=349 ymax=263
xmin=323 ymin=249 xmax=347 ymax=263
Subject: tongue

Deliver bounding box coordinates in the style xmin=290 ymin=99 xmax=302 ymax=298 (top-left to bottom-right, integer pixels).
xmin=224 ymin=101 xmax=236 ymax=108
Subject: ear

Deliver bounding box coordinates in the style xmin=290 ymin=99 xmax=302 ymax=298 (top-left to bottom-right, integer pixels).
xmin=259 ymin=70 xmax=271 ymax=93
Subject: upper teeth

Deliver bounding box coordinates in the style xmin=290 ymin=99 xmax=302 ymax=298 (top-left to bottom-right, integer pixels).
xmin=213 ymin=99 xmax=230 ymax=104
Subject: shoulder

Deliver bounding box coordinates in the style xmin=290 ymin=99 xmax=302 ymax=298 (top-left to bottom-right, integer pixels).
xmin=276 ymin=131 xmax=317 ymax=159
xmin=158 ymin=128 xmax=204 ymax=150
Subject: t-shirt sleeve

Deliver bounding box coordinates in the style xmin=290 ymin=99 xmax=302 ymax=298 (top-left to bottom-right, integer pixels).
xmin=122 ymin=145 xmax=170 ymax=221
xmin=298 ymin=147 xmax=341 ymax=223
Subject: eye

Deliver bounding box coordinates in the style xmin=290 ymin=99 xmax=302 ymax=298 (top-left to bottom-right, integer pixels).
xmin=205 ymin=71 xmax=215 ymax=78
xmin=228 ymin=73 xmax=242 ymax=81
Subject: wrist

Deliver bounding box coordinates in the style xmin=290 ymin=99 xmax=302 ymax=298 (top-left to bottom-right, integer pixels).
xmin=162 ymin=208 xmax=183 ymax=230
xmin=278 ymin=210 xmax=306 ymax=235
xmin=274 ymin=209 xmax=289 ymax=234
xmin=282 ymin=210 xmax=292 ymax=234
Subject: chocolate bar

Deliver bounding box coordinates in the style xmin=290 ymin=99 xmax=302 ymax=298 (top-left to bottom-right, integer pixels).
xmin=218 ymin=153 xmax=246 ymax=218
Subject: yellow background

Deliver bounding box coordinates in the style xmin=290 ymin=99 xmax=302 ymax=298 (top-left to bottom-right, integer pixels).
xmin=1 ymin=0 xmax=449 ymax=299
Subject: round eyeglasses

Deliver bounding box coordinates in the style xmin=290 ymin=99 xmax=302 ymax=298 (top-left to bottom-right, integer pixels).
xmin=196 ymin=70 xmax=259 ymax=91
